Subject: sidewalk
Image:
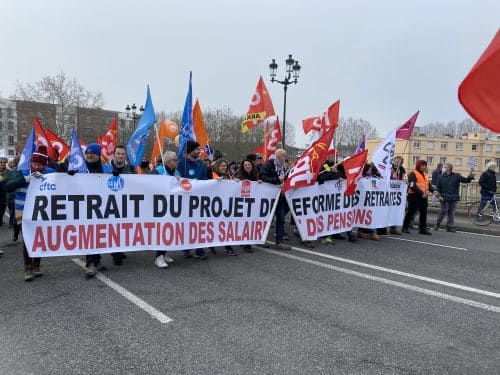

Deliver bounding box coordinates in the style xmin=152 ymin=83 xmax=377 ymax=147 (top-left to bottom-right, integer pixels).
xmin=427 ymin=206 xmax=500 ymax=235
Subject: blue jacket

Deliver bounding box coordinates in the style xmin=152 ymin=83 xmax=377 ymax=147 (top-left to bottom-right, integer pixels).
xmin=178 ymin=156 xmax=208 ymax=180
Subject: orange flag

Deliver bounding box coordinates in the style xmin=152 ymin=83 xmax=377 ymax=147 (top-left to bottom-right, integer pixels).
xmin=458 ymin=30 xmax=500 ymax=133
xmin=100 ymin=118 xmax=118 ymax=163
xmin=242 ymin=76 xmax=275 ymax=133
xmin=151 ymin=120 xmax=170 ymax=163
xmin=193 ymin=99 xmax=211 ymax=159
xmin=33 ymin=118 xmax=58 ymax=161
xmin=45 ymin=127 xmax=70 ymax=161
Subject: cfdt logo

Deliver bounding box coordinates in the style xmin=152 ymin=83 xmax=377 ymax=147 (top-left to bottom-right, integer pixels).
xmin=107 ymin=176 xmax=125 ymax=192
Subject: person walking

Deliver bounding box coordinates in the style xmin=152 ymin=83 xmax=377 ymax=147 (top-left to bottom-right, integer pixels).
xmin=431 ymin=163 xmax=443 ymax=207
xmin=402 ymin=160 xmax=434 ymax=235
xmin=434 ymin=163 xmax=474 ymax=232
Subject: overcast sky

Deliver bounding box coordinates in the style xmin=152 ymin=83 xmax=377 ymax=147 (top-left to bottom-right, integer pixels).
xmin=1 ymin=0 xmax=499 ymax=146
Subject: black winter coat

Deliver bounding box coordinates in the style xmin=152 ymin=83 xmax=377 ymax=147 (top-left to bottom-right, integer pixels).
xmin=436 ymin=172 xmax=473 ymax=201
xmin=479 ymin=170 xmax=497 ymax=194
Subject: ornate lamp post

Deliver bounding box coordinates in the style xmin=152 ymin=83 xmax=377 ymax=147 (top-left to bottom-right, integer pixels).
xmin=269 ymin=54 xmax=301 ymax=149
xmin=125 ymin=103 xmax=144 ymax=130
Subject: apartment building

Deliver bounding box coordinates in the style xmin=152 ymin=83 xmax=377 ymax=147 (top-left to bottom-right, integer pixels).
xmin=366 ymin=131 xmax=500 ymax=176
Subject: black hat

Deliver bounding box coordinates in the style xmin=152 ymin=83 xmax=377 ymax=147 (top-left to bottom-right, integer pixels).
xmin=186 ymin=140 xmax=200 ymax=154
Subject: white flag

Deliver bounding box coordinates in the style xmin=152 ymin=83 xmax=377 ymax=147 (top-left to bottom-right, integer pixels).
xmin=371 ymin=129 xmax=396 ymax=180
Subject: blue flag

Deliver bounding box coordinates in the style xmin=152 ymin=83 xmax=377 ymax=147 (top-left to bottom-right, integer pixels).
xmin=68 ymin=129 xmax=88 ymax=173
xmin=126 ymin=85 xmax=156 ymax=167
xmin=178 ymin=72 xmax=195 ymax=157
xmin=17 ymin=128 xmax=36 ymax=173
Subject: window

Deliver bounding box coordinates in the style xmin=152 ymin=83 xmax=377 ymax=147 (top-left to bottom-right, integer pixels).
xmin=413 ymin=141 xmax=420 ymax=148
xmin=456 ymin=142 xmax=463 ymax=150
xmin=0 ymin=121 xmax=2 ymax=130
xmin=8 ymin=150 xmax=14 ymax=156
xmin=472 ymin=144 xmax=478 ymax=152
xmin=8 ymin=136 xmax=14 ymax=146
xmin=454 ymin=158 xmax=462 ymax=166
xmin=412 ymin=156 xmax=420 ymax=163
xmin=485 ymin=144 xmax=492 ymax=152
xmin=7 ymin=108 xmax=13 ymax=117
xmin=8 ymin=121 xmax=14 ymax=130
xmin=427 ymin=156 xmax=434 ymax=165
xmin=440 ymin=157 xmax=447 ymax=164
xmin=440 ymin=142 xmax=448 ymax=149
xmin=497 ymin=145 xmax=500 ymax=152
xmin=427 ymin=141 xmax=434 ymax=149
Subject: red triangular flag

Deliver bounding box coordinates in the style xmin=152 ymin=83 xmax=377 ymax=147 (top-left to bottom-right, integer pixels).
xmin=395 ymin=111 xmax=419 ymax=140
xmin=265 ymin=117 xmax=282 ymax=159
xmin=302 ymin=116 xmax=322 ymax=134
xmin=321 ymin=100 xmax=340 ymax=132
xmin=100 ymin=118 xmax=118 ymax=163
xmin=242 ymin=76 xmax=276 ymax=133
xmin=283 ymin=126 xmax=336 ymax=193
xmin=45 ymin=127 xmax=70 ymax=161
xmin=33 ymin=118 xmax=58 ymax=161
xmin=343 ymin=150 xmax=368 ymax=196
xmin=458 ymin=30 xmax=500 ymax=133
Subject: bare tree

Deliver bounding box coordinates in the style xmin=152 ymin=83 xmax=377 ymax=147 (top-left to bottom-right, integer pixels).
xmin=334 ymin=117 xmax=378 ymax=155
xmin=418 ymin=119 xmax=495 ymax=138
xmin=10 ymin=71 xmax=104 ymax=139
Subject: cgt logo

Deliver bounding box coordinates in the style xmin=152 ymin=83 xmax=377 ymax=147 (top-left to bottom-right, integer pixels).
xmin=180 ymin=179 xmax=192 ymax=191
xmin=107 ymin=176 xmax=125 ymax=192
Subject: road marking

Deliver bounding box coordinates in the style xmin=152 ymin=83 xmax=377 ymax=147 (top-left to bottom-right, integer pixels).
xmin=278 ymin=244 xmax=500 ymax=299
xmin=387 ymin=236 xmax=469 ymax=251
xmin=72 ymin=259 xmax=173 ymax=324
xmin=456 ymin=230 xmax=500 ymax=238
xmin=261 ymin=248 xmax=500 ymax=313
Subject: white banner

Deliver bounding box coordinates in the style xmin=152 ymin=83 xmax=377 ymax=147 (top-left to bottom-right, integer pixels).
xmin=371 ymin=129 xmax=396 ymax=180
xmin=285 ymin=178 xmax=407 ymax=241
xmin=22 ymin=174 xmax=281 ymax=257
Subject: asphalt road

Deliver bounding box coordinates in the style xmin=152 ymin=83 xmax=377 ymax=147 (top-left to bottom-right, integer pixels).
xmin=1 ymin=215 xmax=499 ymax=374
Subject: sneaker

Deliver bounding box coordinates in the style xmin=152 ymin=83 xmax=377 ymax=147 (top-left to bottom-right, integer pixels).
xmin=419 ymin=229 xmax=432 ymax=235
xmin=85 ymin=264 xmax=97 ymax=279
xmin=370 ymin=233 xmax=380 ymax=241
xmin=24 ymin=269 xmax=34 ymax=282
xmin=402 ymin=228 xmax=411 ymax=234
xmin=275 ymin=243 xmax=291 ymax=250
xmin=389 ymin=228 xmax=402 ymax=235
xmin=32 ymin=265 xmax=43 ymax=277
xmin=154 ymin=255 xmax=168 ymax=268
xmin=195 ymin=249 xmax=207 ymax=259
xmin=225 ymin=248 xmax=238 ymax=256
xmin=163 ymin=254 xmax=175 ymax=263
xmin=321 ymin=236 xmax=334 ymax=245
xmin=183 ymin=250 xmax=192 ymax=258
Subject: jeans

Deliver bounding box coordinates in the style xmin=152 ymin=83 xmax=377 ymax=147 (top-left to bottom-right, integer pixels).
xmin=477 ymin=192 xmax=494 ymax=214
xmin=437 ymin=200 xmax=458 ymax=227
xmin=275 ymin=196 xmax=287 ymax=244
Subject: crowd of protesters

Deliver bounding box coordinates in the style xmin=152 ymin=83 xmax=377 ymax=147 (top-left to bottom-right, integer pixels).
xmin=0 ymin=139 xmax=496 ymax=282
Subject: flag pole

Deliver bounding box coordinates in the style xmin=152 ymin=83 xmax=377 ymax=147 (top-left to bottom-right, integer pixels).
xmin=153 ymin=122 xmax=167 ymax=173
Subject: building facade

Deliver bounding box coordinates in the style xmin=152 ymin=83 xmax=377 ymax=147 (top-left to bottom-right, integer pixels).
xmin=366 ymin=130 xmax=500 ymax=176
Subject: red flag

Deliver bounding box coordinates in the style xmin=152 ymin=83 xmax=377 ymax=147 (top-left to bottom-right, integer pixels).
xmin=265 ymin=117 xmax=282 ymax=159
xmin=100 ymin=118 xmax=118 ymax=163
xmin=343 ymin=150 xmax=368 ymax=196
xmin=302 ymin=116 xmax=322 ymax=134
xmin=283 ymin=126 xmax=336 ymax=193
xmin=321 ymin=100 xmax=340 ymax=132
xmin=45 ymin=127 xmax=70 ymax=161
xmin=33 ymin=118 xmax=58 ymax=160
xmin=395 ymin=111 xmax=419 ymax=140
xmin=458 ymin=30 xmax=500 ymax=133
xmin=242 ymin=76 xmax=275 ymax=133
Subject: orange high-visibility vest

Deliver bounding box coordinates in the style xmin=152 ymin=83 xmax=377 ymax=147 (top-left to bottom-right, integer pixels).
xmin=408 ymin=170 xmax=429 ymax=195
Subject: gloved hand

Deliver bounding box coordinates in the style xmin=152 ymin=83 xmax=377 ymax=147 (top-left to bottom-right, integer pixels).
xmin=112 ymin=170 xmax=120 ymax=177
xmin=24 ymin=175 xmax=32 ymax=183
xmin=32 ymin=171 xmax=42 ymax=179
xmin=68 ymin=170 xmax=76 ymax=176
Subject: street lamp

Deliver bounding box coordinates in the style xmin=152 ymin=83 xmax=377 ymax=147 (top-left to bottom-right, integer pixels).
xmin=269 ymin=54 xmax=301 ymax=150
xmin=125 ymin=103 xmax=144 ymax=130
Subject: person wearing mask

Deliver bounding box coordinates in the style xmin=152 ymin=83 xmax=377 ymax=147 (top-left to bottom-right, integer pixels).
xmin=477 ymin=161 xmax=497 ymax=218
xmin=259 ymin=148 xmax=291 ymax=250
xmin=110 ymin=145 xmax=135 ymax=265
xmin=4 ymin=146 xmax=55 ymax=281
xmin=402 ymin=160 xmax=434 ymax=235
xmin=70 ymin=143 xmax=112 ymax=278
xmin=178 ymin=140 xmax=209 ymax=259
xmin=431 ymin=163 xmax=444 ymax=207
xmin=151 ymin=151 xmax=179 ymax=268
xmin=434 ymin=163 xmax=474 ymax=232
xmin=211 ymin=158 xmax=238 ymax=256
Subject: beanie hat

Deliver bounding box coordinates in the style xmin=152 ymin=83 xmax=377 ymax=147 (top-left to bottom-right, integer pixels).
xmin=31 ymin=145 xmax=49 ymax=165
xmin=85 ymin=143 xmax=101 ymax=156
xmin=186 ymin=140 xmax=200 ymax=154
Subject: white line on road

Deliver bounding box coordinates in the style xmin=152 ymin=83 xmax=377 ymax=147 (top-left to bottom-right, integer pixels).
xmin=72 ymin=259 xmax=173 ymax=324
xmin=283 ymin=245 xmax=500 ymax=299
xmin=456 ymin=230 xmax=500 ymax=238
xmin=387 ymin=236 xmax=469 ymax=251
xmin=261 ymin=248 xmax=500 ymax=313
